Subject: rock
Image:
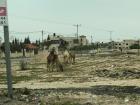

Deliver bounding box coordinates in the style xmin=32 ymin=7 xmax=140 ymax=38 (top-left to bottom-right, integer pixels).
xmin=22 ymin=88 xmax=30 ymax=95
xmin=124 ymin=97 xmax=129 ymax=103
xmin=84 ymin=102 xmax=92 ymax=105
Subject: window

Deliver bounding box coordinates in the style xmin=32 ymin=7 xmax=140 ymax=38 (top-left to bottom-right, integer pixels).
xmin=73 ymin=39 xmax=79 ymax=44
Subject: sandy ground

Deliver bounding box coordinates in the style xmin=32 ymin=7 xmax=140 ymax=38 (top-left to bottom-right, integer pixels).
xmin=1 ymin=52 xmax=140 ymax=89
xmin=0 ymin=52 xmax=140 ymax=104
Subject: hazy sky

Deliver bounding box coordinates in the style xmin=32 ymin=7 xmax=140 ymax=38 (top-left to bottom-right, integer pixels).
xmin=1 ymin=0 xmax=140 ymax=42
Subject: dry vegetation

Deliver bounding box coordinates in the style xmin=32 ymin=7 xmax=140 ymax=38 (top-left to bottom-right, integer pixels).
xmin=0 ymin=51 xmax=140 ymax=105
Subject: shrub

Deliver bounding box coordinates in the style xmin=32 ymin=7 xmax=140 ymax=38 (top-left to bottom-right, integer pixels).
xmin=20 ymin=59 xmax=27 ymax=70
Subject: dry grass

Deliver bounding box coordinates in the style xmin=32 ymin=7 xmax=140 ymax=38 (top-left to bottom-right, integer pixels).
xmin=0 ymin=52 xmax=140 ymax=104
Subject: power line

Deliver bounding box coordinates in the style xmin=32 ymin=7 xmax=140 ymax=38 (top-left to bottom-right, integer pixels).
xmin=7 ymin=14 xmax=140 ymax=42
xmin=0 ymin=30 xmax=74 ymax=37
xmin=10 ymin=14 xmax=73 ymax=26
xmin=10 ymin=31 xmax=41 ymax=34
xmin=10 ymin=14 xmax=114 ymax=32
xmin=0 ymin=30 xmax=42 ymax=34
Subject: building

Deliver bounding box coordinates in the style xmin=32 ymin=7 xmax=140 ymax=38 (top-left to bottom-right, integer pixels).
xmin=46 ymin=34 xmax=61 ymax=53
xmin=79 ymin=35 xmax=88 ymax=46
xmin=115 ymin=40 xmax=138 ymax=49
xmin=62 ymin=35 xmax=88 ymax=47
xmin=46 ymin=34 xmax=88 ymax=51
xmin=62 ymin=37 xmax=79 ymax=48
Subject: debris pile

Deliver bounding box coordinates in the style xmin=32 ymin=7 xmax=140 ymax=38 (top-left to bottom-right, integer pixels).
xmin=93 ymin=69 xmax=140 ymax=79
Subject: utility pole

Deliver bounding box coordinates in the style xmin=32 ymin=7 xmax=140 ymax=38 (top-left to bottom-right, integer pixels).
xmin=73 ymin=24 xmax=81 ymax=43
xmin=108 ymin=31 xmax=113 ymax=49
xmin=108 ymin=31 xmax=113 ymax=42
xmin=4 ymin=26 xmax=13 ymax=98
xmin=91 ymin=35 xmax=93 ymax=44
xmin=0 ymin=0 xmax=13 ymax=99
xmin=42 ymin=30 xmax=43 ymax=43
xmin=41 ymin=30 xmax=44 ymax=50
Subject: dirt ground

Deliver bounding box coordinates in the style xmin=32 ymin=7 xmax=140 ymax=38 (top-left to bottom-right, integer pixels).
xmin=0 ymin=52 xmax=140 ymax=105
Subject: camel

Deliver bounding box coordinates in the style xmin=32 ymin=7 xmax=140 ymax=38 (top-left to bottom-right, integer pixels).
xmin=47 ymin=49 xmax=63 ymax=72
xmin=69 ymin=51 xmax=75 ymax=64
xmin=63 ymin=49 xmax=70 ymax=63
xmin=63 ymin=49 xmax=75 ymax=64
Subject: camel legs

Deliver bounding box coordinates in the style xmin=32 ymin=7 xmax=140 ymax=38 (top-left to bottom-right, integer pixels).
xmin=56 ymin=61 xmax=63 ymax=72
xmin=47 ymin=61 xmax=63 ymax=72
xmin=47 ymin=63 xmax=51 ymax=72
xmin=47 ymin=62 xmax=54 ymax=72
xmin=69 ymin=56 xmax=75 ymax=64
xmin=64 ymin=56 xmax=68 ymax=64
xmin=73 ymin=56 xmax=75 ymax=64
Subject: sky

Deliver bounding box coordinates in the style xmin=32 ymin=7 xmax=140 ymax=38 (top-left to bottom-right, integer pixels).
xmin=1 ymin=0 xmax=140 ymax=42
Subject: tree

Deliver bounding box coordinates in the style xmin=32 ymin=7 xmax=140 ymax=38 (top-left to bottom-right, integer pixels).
xmin=0 ymin=43 xmax=5 ymax=52
xmin=70 ymin=44 xmax=96 ymax=51
xmin=130 ymin=44 xmax=140 ymax=49
xmin=47 ymin=35 xmax=50 ymax=41
xmin=24 ymin=36 xmax=31 ymax=44
xmin=10 ymin=38 xmax=22 ymax=53
xmin=53 ymin=33 xmax=56 ymax=37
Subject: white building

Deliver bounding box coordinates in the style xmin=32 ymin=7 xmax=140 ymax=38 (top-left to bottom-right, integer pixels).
xmin=79 ymin=35 xmax=88 ymax=45
xmin=46 ymin=34 xmax=88 ymax=50
xmin=62 ymin=37 xmax=78 ymax=48
xmin=115 ymin=40 xmax=138 ymax=49
xmin=62 ymin=35 xmax=88 ymax=48
xmin=47 ymin=35 xmax=60 ymax=53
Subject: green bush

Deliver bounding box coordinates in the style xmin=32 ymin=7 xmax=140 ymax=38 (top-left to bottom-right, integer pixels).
xmin=130 ymin=44 xmax=140 ymax=49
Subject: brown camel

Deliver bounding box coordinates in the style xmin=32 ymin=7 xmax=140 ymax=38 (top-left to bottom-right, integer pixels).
xmin=47 ymin=49 xmax=63 ymax=72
